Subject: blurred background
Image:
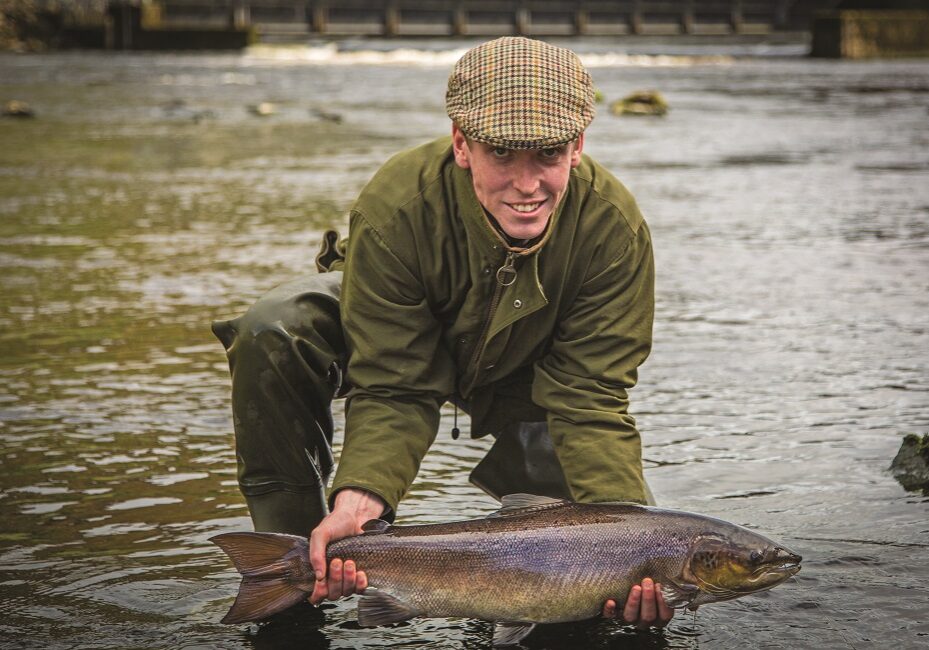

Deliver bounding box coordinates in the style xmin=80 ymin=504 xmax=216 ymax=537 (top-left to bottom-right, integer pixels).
xmin=1 ymin=1 xmax=928 ymax=648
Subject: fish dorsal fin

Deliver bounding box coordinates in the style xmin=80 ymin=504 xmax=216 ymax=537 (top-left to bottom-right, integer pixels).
xmin=660 ymin=582 xmax=700 ymax=609
xmin=493 ymin=621 xmax=536 ymax=646
xmin=357 ymin=589 xmax=420 ymax=627
xmin=489 ymin=493 xmax=571 ymax=518
xmin=361 ymin=519 xmax=390 ymax=533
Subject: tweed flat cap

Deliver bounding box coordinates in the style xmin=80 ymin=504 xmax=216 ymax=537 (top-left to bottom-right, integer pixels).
xmin=446 ymin=37 xmax=595 ymax=150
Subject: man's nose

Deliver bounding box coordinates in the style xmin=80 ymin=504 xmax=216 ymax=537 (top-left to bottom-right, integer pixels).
xmin=512 ymin=162 xmax=541 ymax=196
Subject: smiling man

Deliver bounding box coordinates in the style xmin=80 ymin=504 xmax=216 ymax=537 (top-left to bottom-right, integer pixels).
xmin=213 ymin=37 xmax=671 ymax=629
xmin=453 ymin=129 xmax=581 ymax=241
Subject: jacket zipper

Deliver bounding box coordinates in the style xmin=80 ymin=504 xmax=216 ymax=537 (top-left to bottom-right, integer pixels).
xmin=466 ymin=251 xmax=518 ymax=383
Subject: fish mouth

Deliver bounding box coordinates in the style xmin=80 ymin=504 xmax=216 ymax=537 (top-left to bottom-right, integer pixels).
xmin=769 ymin=561 xmax=802 ymax=578
xmin=737 ymin=550 xmax=802 ymax=593
xmin=772 ymin=549 xmax=802 ymax=575
xmin=745 ymin=556 xmax=802 ymax=590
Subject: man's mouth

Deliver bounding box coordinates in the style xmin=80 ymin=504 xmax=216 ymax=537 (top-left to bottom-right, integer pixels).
xmin=508 ymin=200 xmax=546 ymax=214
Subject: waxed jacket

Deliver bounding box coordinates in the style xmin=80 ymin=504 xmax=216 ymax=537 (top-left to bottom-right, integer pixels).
xmin=329 ymin=137 xmax=654 ymax=512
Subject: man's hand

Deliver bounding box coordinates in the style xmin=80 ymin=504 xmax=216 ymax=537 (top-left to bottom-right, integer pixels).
xmin=308 ymin=488 xmax=387 ymax=604
xmin=602 ymin=578 xmax=674 ymax=628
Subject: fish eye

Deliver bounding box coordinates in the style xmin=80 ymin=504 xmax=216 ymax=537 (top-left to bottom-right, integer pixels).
xmin=749 ymin=550 xmax=763 ymax=564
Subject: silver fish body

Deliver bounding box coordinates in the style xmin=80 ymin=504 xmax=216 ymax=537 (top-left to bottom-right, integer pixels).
xmin=212 ymin=494 xmax=801 ymax=645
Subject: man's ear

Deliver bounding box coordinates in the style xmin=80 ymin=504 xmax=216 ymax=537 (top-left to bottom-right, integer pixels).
xmin=451 ymin=123 xmax=471 ymax=170
xmin=570 ymin=132 xmax=585 ymax=168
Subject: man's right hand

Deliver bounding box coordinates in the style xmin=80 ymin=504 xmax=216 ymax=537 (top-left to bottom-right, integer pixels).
xmin=308 ymin=488 xmax=387 ymax=604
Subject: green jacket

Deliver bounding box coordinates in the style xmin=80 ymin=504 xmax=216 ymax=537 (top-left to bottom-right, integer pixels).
xmin=330 ymin=137 xmax=654 ymax=513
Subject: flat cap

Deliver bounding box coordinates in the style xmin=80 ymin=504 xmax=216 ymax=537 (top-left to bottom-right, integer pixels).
xmin=446 ymin=37 xmax=595 ymax=150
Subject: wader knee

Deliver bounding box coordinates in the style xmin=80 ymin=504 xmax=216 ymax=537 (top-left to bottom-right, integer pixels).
xmin=469 ymin=421 xmax=573 ymax=501
xmin=212 ymin=273 xmax=345 ymax=536
xmin=469 ymin=421 xmax=656 ymax=505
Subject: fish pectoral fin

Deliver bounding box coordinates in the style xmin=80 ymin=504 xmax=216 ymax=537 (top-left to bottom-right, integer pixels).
xmin=357 ymin=589 xmax=420 ymax=627
xmin=493 ymin=621 xmax=536 ymax=646
xmin=660 ymin=582 xmax=700 ymax=609
xmin=490 ymin=494 xmax=571 ymax=518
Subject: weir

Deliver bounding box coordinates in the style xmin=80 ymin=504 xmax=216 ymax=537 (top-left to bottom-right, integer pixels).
xmin=49 ymin=0 xmax=929 ymax=56
xmin=99 ymin=0 xmax=838 ymax=43
xmin=811 ymin=2 xmax=929 ymax=58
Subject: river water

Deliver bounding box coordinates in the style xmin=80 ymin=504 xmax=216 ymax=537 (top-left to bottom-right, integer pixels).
xmin=1 ymin=38 xmax=927 ymax=649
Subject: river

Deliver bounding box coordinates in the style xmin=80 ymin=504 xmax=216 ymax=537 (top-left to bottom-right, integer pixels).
xmin=1 ymin=38 xmax=927 ymax=649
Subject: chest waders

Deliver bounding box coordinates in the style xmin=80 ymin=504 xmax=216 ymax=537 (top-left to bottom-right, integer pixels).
xmin=212 ymin=273 xmax=345 ymax=536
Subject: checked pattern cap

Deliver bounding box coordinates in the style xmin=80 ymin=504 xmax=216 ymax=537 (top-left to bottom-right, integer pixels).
xmin=446 ymin=37 xmax=595 ymax=150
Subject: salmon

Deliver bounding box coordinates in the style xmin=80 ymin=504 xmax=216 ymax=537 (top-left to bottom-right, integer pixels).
xmin=211 ymin=494 xmax=801 ymax=645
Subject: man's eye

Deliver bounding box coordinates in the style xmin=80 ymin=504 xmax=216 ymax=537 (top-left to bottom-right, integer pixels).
xmin=493 ymin=148 xmax=509 ymax=157
xmin=541 ymin=147 xmax=561 ymax=158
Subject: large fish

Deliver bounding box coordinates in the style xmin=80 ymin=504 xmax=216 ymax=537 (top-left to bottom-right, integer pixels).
xmin=211 ymin=494 xmax=801 ymax=646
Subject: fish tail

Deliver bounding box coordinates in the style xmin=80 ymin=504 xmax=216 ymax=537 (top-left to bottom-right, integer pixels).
xmin=210 ymin=531 xmax=311 ymax=624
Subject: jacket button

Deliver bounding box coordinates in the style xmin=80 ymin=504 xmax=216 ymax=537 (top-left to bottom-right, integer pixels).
xmin=483 ymin=266 xmax=492 ymax=275
xmin=484 ymin=363 xmax=495 ymax=370
xmin=513 ymin=299 xmax=522 ymax=309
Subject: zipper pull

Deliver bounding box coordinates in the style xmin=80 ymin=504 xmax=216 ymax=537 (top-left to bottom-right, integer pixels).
xmin=496 ymin=252 xmax=518 ymax=286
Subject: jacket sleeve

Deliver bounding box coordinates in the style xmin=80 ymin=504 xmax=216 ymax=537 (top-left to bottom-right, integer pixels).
xmin=329 ymin=210 xmax=456 ymax=516
xmin=531 ymin=221 xmax=655 ymax=504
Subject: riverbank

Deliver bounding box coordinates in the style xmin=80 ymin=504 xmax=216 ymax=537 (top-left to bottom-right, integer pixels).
xmin=0 ymin=0 xmax=73 ymax=52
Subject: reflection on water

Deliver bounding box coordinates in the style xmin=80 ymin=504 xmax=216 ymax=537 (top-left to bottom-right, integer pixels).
xmin=1 ymin=43 xmax=928 ymax=648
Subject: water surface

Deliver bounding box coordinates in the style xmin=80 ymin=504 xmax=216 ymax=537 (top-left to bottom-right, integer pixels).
xmin=1 ymin=41 xmax=928 ymax=649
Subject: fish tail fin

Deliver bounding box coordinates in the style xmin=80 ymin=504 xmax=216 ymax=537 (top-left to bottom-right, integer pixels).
xmin=220 ymin=575 xmax=310 ymax=624
xmin=210 ymin=532 xmax=312 ymax=624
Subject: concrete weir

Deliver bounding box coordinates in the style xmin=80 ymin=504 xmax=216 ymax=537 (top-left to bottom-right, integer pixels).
xmin=47 ymin=1 xmax=929 ymax=53
xmin=102 ymin=0 xmax=254 ymax=50
xmin=811 ymin=1 xmax=929 ymax=58
xmin=45 ymin=1 xmax=842 ymax=50
xmin=118 ymin=0 xmax=822 ymax=44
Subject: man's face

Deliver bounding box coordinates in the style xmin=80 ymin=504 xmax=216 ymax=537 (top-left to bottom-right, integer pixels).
xmin=452 ymin=124 xmax=584 ymax=241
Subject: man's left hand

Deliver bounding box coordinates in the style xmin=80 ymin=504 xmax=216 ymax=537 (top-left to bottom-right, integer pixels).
xmin=602 ymin=577 xmax=674 ymax=628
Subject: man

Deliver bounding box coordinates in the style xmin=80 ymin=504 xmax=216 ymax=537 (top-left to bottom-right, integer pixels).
xmin=213 ymin=37 xmax=672 ymax=628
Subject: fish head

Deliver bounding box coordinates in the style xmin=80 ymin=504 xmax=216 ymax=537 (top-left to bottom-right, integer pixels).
xmin=683 ymin=529 xmax=802 ymax=603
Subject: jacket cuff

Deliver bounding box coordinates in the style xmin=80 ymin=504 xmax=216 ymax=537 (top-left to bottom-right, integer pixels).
xmin=327 ymin=484 xmax=396 ymax=523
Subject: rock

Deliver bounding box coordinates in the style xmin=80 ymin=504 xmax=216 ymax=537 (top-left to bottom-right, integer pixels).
xmin=162 ymin=100 xmax=215 ymax=123
xmin=610 ymin=90 xmax=668 ymax=117
xmin=309 ymin=108 xmax=342 ymax=123
xmin=248 ymin=102 xmax=276 ymax=117
xmin=2 ymin=99 xmax=35 ymax=118
xmin=890 ymin=433 xmax=929 ymax=492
